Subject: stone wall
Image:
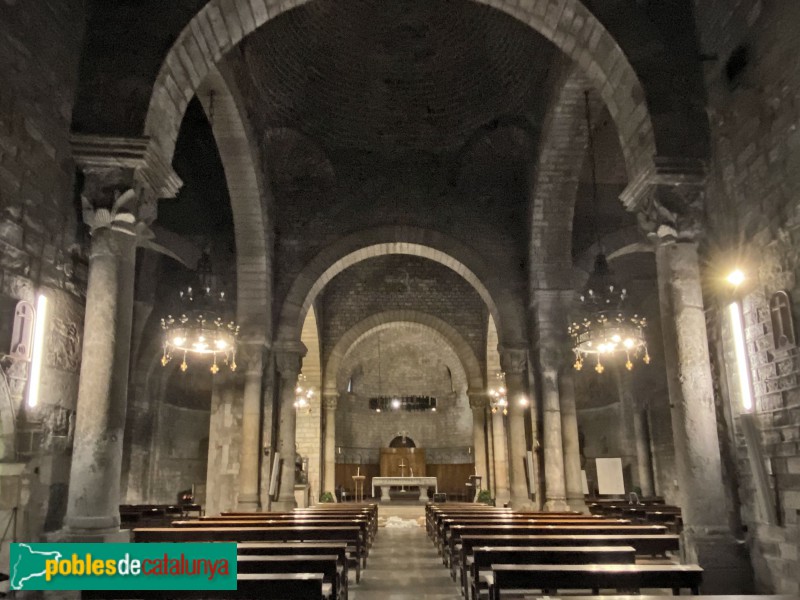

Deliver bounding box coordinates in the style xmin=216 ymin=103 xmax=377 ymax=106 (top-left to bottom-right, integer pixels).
xmin=696 ymin=0 xmax=800 ymax=593
xmin=0 ymin=0 xmax=87 ymax=562
xmin=320 ymin=255 xmax=488 ymax=370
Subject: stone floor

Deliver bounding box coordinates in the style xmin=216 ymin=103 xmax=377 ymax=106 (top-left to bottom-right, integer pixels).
xmin=352 ymin=503 xmax=460 ymax=600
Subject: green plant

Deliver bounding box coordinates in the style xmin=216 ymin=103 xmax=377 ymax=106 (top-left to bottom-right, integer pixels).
xmin=319 ymin=491 xmax=335 ymax=503
xmin=476 ymin=489 xmax=492 ymax=504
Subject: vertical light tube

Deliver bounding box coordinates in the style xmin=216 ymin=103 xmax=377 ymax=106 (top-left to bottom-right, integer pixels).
xmin=27 ymin=294 xmax=47 ymax=408
xmin=729 ymin=300 xmax=753 ymax=411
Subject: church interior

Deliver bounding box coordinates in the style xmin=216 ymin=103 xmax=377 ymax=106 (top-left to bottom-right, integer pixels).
xmin=1 ymin=0 xmax=800 ymax=598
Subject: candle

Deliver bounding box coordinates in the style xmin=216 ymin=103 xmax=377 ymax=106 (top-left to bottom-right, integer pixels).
xmin=357 ymin=466 xmax=360 ymax=476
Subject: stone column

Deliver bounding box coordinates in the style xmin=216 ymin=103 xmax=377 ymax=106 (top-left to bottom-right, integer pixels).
xmin=614 ymin=367 xmax=640 ymax=489
xmin=491 ymin=410 xmax=511 ymax=506
xmin=622 ymin=161 xmax=753 ymax=591
xmin=322 ymin=391 xmax=338 ymax=496
xmin=532 ymin=290 xmax=569 ymax=511
xmin=237 ymin=343 xmax=267 ymax=511
xmin=468 ymin=392 xmax=488 ymax=485
xmin=632 ymin=401 xmax=654 ymax=497
xmin=559 ymin=371 xmax=587 ymax=512
xmin=500 ymin=347 xmax=531 ymax=508
xmin=273 ymin=343 xmax=306 ymax=510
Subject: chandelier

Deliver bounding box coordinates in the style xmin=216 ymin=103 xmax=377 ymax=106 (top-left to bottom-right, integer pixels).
xmin=294 ymin=373 xmax=315 ymax=414
xmin=160 ymin=252 xmax=239 ymax=374
xmin=568 ymin=91 xmax=649 ymax=374
xmin=569 ymin=253 xmax=649 ymax=373
xmin=488 ymin=371 xmax=508 ymax=415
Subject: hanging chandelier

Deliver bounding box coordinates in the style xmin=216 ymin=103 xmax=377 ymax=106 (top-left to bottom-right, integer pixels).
xmin=569 ymin=253 xmax=649 ymax=373
xmin=568 ymin=91 xmax=649 ymax=374
xmin=488 ymin=371 xmax=508 ymax=415
xmin=294 ymin=373 xmax=315 ymax=414
xmin=160 ymin=251 xmax=239 ymax=374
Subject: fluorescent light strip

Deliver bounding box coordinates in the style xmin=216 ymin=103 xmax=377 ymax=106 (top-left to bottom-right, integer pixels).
xmin=27 ymin=294 xmax=47 ymax=408
xmin=729 ymin=301 xmax=753 ymax=412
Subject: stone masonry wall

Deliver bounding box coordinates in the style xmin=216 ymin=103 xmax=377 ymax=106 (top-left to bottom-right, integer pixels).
xmin=320 ymin=255 xmax=488 ymax=371
xmin=0 ymin=0 xmax=87 ymax=562
xmin=696 ymin=0 xmax=800 ymax=593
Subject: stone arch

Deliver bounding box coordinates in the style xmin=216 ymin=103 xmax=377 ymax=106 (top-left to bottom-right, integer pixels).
xmin=196 ymin=65 xmax=270 ymax=342
xmin=529 ymin=64 xmax=594 ymax=291
xmin=323 ymin=310 xmax=485 ymax=394
xmin=141 ymin=0 xmax=657 ymax=187
xmin=275 ymin=226 xmax=522 ymax=347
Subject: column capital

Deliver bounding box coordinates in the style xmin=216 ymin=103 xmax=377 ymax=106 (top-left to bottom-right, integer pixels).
xmin=498 ymin=347 xmax=527 ymax=375
xmin=274 ymin=340 xmax=307 ymax=377
xmin=237 ymin=341 xmax=268 ymax=375
xmin=71 ymin=134 xmax=183 ymax=224
xmin=468 ymin=391 xmax=488 ymax=410
xmin=619 ymin=157 xmax=707 ymax=243
xmin=322 ymin=392 xmax=339 ymax=411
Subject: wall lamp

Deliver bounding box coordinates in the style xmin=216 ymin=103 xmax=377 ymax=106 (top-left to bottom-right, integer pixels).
xmin=26 ymin=294 xmax=48 ymax=408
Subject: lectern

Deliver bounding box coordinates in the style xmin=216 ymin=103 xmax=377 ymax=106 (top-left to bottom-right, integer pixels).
xmin=352 ymin=474 xmax=366 ymax=502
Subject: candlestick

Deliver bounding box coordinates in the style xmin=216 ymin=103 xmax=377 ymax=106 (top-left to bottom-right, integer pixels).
xmin=357 ymin=466 xmax=360 ymax=476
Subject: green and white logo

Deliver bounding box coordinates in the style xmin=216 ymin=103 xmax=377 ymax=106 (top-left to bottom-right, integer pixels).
xmin=10 ymin=543 xmax=237 ymax=591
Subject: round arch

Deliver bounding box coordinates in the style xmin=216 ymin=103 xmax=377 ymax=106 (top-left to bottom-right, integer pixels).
xmin=142 ymin=0 xmax=656 ymax=187
xmin=274 ymin=226 xmax=523 ymax=347
xmin=323 ymin=310 xmax=485 ymax=394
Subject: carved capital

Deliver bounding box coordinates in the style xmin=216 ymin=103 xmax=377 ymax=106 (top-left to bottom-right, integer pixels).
xmin=274 ymin=340 xmax=307 ymax=377
xmin=620 ymin=157 xmax=707 ymax=243
xmin=237 ymin=342 xmax=267 ymax=375
xmin=323 ymin=393 xmax=339 ymax=411
xmin=71 ymin=134 xmax=183 ymax=225
xmin=468 ymin=392 xmax=488 ymax=410
xmin=499 ymin=347 xmax=527 ymax=375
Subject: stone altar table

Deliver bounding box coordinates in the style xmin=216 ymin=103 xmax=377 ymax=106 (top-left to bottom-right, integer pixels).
xmin=372 ymin=476 xmax=437 ymax=501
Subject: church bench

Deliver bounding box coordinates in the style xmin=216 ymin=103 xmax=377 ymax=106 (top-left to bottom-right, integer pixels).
xmin=173 ymin=519 xmax=371 ymax=552
xmin=427 ymin=509 xmax=585 ymax=540
xmin=81 ymin=572 xmax=327 ymax=599
xmin=236 ymin=555 xmax=345 ymax=600
xmin=486 ymin=564 xmax=703 ymax=599
xmin=446 ymin=525 xmax=668 ymax=569
xmin=466 ymin=545 xmax=636 ymax=600
xmin=455 ymin=534 xmax=677 ymax=585
xmin=133 ymin=525 xmax=364 ymax=582
xmin=236 ymin=541 xmax=349 ymax=586
xmin=215 ymin=513 xmax=376 ymax=542
xmin=436 ymin=517 xmax=630 ymax=551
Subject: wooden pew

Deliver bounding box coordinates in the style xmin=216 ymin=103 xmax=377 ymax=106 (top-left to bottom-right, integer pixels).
xmin=184 ymin=518 xmax=372 ymax=550
xmin=236 ymin=543 xmax=349 ymax=595
xmin=455 ymin=534 xmax=679 ymax=586
xmin=446 ymin=524 xmax=667 ymax=568
xmin=82 ymin=573 xmax=327 ymax=599
xmin=213 ymin=513 xmax=376 ymax=543
xmin=237 ymin=555 xmax=344 ymax=600
xmin=487 ymin=564 xmax=703 ymax=598
xmin=436 ymin=517 xmax=630 ymax=551
xmin=467 ymin=546 xmax=635 ymax=600
xmin=133 ymin=526 xmax=364 ymax=582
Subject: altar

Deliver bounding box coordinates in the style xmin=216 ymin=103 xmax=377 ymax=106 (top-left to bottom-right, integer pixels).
xmin=371 ymin=476 xmax=438 ymax=501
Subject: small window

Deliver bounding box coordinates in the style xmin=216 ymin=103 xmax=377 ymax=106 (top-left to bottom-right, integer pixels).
xmin=770 ymin=291 xmax=795 ymax=349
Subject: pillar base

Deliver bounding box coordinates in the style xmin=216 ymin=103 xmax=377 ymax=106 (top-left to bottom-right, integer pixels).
xmin=544 ymin=497 xmax=570 ymax=512
xmin=236 ymin=494 xmax=260 ymax=513
xmin=566 ymin=494 xmax=589 ymax=514
xmin=682 ymin=527 xmax=754 ymax=594
xmin=49 ymin=528 xmax=131 ymax=543
xmin=272 ymin=498 xmax=297 ymax=511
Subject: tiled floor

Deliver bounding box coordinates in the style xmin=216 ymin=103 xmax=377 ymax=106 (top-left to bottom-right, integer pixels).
xmin=350 ymin=515 xmax=461 ymax=600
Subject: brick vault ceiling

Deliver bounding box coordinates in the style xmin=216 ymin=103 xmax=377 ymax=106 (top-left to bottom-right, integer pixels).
xmin=229 ymin=0 xmax=557 ymax=157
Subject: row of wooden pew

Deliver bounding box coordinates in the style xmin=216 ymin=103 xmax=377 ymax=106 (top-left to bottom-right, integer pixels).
xmin=119 ymin=504 xmax=203 ymax=528
xmin=83 ymin=503 xmax=378 ymax=600
xmin=589 ymin=498 xmax=683 ymax=533
xmin=426 ymin=502 xmax=699 ymax=599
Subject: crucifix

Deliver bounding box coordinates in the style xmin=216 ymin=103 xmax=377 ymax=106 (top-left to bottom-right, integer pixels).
xmin=398 ymin=458 xmax=408 ymax=489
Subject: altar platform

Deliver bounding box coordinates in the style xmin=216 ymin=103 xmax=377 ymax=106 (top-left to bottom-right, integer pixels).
xmin=372 ymin=476 xmax=437 ymax=501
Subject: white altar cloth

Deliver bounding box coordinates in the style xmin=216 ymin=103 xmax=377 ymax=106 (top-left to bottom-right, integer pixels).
xmin=372 ymin=476 xmax=438 ymax=501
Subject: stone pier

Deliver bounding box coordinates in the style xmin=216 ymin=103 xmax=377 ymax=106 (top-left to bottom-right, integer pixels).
xmin=500 ymin=348 xmax=531 ymax=508
xmin=274 ymin=343 xmax=306 ymax=510
xmin=237 ymin=343 xmax=267 ymax=511
xmin=322 ymin=391 xmax=338 ymax=496
xmin=559 ymin=371 xmax=587 ymax=512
